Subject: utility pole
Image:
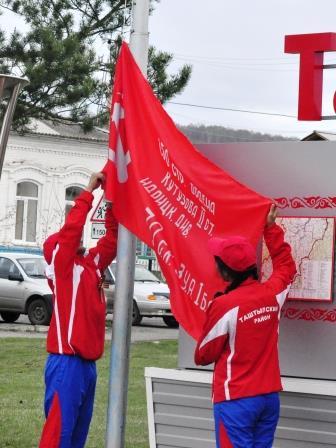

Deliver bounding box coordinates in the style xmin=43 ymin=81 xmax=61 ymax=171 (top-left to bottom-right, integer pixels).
xmin=105 ymin=1 xmax=150 ymax=447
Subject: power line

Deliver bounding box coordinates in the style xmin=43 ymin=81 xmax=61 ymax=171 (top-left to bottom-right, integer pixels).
xmin=170 ymin=110 xmax=306 ymax=137
xmin=173 ymin=52 xmax=336 ymax=66
xmin=167 ymin=101 xmax=296 ymax=118
xmin=173 ymin=52 xmax=298 ymax=62
xmin=174 ymin=60 xmax=297 ymax=73
xmin=174 ymin=56 xmax=299 ymax=67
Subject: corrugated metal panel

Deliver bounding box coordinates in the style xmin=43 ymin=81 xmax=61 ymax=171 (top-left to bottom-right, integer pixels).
xmin=275 ymin=392 xmax=336 ymax=447
xmin=152 ymin=378 xmax=215 ymax=448
xmin=150 ymin=377 xmax=336 ymax=448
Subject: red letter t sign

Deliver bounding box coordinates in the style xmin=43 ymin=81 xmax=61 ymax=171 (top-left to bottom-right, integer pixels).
xmin=285 ymin=33 xmax=336 ymax=121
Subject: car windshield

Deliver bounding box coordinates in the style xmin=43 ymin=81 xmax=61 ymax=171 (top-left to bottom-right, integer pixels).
xmin=17 ymin=258 xmax=47 ymax=278
xmin=110 ymin=264 xmax=160 ymax=283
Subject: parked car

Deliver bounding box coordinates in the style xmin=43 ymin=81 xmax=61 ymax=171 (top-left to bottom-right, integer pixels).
xmin=104 ymin=262 xmax=179 ymax=328
xmin=0 ymin=254 xmax=178 ymax=328
xmin=0 ymin=253 xmax=52 ymax=325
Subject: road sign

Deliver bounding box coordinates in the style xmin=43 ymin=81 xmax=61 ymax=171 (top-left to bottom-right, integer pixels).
xmin=91 ymin=195 xmax=107 ymax=222
xmin=91 ymin=222 xmax=106 ymax=239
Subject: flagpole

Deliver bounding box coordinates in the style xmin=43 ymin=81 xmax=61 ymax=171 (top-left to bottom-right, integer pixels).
xmin=105 ymin=1 xmax=150 ymax=447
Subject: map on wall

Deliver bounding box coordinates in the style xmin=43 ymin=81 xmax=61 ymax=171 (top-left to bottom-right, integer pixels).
xmin=261 ymin=217 xmax=335 ymax=302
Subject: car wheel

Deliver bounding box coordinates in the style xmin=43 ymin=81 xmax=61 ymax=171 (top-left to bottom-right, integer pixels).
xmin=162 ymin=315 xmax=179 ymax=328
xmin=132 ymin=300 xmax=142 ymax=326
xmin=27 ymin=298 xmax=51 ymax=326
xmin=0 ymin=311 xmax=21 ymax=323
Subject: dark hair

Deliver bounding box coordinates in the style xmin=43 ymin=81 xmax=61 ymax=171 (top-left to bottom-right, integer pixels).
xmin=214 ymin=256 xmax=258 ymax=294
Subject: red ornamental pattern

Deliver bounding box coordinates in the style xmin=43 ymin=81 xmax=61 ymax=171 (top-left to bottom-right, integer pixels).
xmin=274 ymin=196 xmax=336 ymax=209
xmin=282 ymin=307 xmax=336 ymax=322
xmin=273 ymin=197 xmax=336 ymax=323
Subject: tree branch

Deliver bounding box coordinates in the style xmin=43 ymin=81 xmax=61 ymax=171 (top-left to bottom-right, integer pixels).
xmin=78 ymin=0 xmax=126 ymax=38
xmin=49 ymin=0 xmax=72 ymax=36
xmin=0 ymin=2 xmax=23 ymax=15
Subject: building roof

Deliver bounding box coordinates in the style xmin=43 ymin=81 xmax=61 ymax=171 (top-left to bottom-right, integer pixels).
xmin=24 ymin=118 xmax=109 ymax=142
xmin=301 ymin=131 xmax=336 ymax=141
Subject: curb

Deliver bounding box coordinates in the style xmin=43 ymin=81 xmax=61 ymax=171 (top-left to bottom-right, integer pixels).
xmin=0 ymin=314 xmax=115 ymax=334
xmin=0 ymin=323 xmax=113 ymax=334
xmin=0 ymin=323 xmax=49 ymax=333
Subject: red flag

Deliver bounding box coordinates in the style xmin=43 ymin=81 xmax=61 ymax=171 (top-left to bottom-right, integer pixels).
xmin=104 ymin=42 xmax=271 ymax=340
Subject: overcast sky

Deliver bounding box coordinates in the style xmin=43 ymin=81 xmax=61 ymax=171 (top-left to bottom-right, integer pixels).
xmin=148 ymin=0 xmax=336 ymax=138
xmin=2 ymin=1 xmax=336 ymax=138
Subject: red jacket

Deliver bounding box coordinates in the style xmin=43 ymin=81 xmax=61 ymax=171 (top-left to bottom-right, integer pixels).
xmin=194 ymin=224 xmax=296 ymax=403
xmin=43 ymin=190 xmax=118 ymax=361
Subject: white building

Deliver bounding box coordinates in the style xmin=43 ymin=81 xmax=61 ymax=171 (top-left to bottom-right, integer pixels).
xmin=0 ymin=123 xmax=108 ymax=252
xmin=0 ymin=121 xmax=157 ymax=270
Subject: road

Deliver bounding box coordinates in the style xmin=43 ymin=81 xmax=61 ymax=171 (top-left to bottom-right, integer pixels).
xmin=0 ymin=314 xmax=179 ymax=342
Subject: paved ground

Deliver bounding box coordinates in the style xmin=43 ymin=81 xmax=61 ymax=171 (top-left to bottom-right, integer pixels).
xmin=0 ymin=314 xmax=179 ymax=342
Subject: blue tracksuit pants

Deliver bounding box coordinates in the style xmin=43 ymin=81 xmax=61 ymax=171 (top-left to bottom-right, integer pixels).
xmin=214 ymin=392 xmax=280 ymax=447
xmin=39 ymin=354 xmax=97 ymax=448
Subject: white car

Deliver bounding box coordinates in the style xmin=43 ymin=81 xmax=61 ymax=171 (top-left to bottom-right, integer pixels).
xmin=0 ymin=252 xmax=52 ymax=325
xmin=0 ymin=254 xmax=178 ymax=328
xmin=104 ymin=262 xmax=178 ymax=327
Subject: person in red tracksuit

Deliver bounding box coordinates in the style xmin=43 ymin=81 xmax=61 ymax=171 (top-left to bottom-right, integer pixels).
xmin=195 ymin=205 xmax=296 ymax=448
xmin=39 ymin=172 xmax=118 ymax=448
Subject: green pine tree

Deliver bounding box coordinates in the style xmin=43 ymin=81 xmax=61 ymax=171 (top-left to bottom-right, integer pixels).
xmin=0 ymin=0 xmax=192 ymax=131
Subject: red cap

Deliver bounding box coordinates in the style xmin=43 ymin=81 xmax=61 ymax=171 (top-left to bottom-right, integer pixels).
xmin=208 ymin=235 xmax=256 ymax=272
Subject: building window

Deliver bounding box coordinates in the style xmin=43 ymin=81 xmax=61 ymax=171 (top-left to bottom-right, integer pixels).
xmin=65 ymin=186 xmax=84 ymax=218
xmin=15 ymin=182 xmax=38 ymax=243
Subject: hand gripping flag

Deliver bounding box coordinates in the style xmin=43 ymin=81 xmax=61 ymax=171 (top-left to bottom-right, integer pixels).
xmin=104 ymin=42 xmax=271 ymax=340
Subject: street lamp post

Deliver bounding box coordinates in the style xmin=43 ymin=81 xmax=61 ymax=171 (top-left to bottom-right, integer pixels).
xmin=0 ymin=75 xmax=29 ymax=179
